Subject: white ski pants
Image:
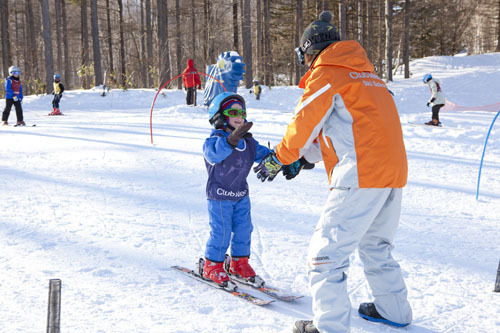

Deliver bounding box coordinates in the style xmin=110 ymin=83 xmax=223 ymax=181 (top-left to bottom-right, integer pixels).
xmin=308 ymin=187 xmax=412 ymax=333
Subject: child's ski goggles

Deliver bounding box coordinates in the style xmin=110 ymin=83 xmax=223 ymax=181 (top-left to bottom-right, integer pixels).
xmin=223 ymin=108 xmax=247 ymax=118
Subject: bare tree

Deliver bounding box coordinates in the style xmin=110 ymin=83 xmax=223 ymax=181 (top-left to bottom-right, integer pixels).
xmin=175 ymin=0 xmax=182 ymax=89
xmin=61 ymin=0 xmax=71 ymax=88
xmin=339 ymin=0 xmax=347 ymax=40
xmin=404 ymin=0 xmax=410 ymax=78
xmin=242 ymin=0 xmax=253 ymax=88
xmin=40 ymin=0 xmax=55 ymax=93
xmin=81 ymin=0 xmax=90 ymax=88
xmin=263 ymin=0 xmax=271 ymax=86
xmin=358 ymin=0 xmax=364 ymax=45
xmin=157 ymin=0 xmax=170 ymax=85
xmin=256 ymin=0 xmax=262 ymax=78
xmin=105 ymin=0 xmax=114 ymax=84
xmin=295 ymin=0 xmax=303 ymax=85
xmin=385 ymin=0 xmax=392 ymax=81
xmin=118 ymin=0 xmax=126 ymax=86
xmin=54 ymin=0 xmax=62 ymax=73
xmin=90 ymin=0 xmax=103 ymax=86
xmin=25 ymin=0 xmax=38 ymax=84
xmin=146 ymin=0 xmax=153 ymax=86
xmin=0 ymin=0 xmax=11 ymax=76
xmin=233 ymin=0 xmax=239 ymax=51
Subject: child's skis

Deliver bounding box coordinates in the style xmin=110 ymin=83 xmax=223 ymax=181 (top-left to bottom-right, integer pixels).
xmin=171 ymin=264 xmax=274 ymax=306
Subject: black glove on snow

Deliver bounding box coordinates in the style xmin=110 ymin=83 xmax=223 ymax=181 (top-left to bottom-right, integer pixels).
xmin=282 ymin=157 xmax=315 ymax=180
xmin=227 ymin=122 xmax=253 ymax=148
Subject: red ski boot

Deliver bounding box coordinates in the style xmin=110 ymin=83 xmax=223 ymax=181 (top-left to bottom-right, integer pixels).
xmin=202 ymin=259 xmax=229 ymax=287
xmin=229 ymin=256 xmax=256 ymax=279
xmin=227 ymin=256 xmax=265 ymax=287
xmin=50 ymin=108 xmax=62 ymax=116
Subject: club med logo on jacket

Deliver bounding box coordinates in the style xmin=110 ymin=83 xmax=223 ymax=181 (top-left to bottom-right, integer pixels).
xmin=216 ymin=188 xmax=247 ymax=198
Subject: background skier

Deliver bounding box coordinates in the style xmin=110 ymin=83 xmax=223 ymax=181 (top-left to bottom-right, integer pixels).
xmin=50 ymin=73 xmax=65 ymax=116
xmin=250 ymin=79 xmax=262 ymax=100
xmin=2 ymin=66 xmax=25 ymax=126
xmin=202 ymin=92 xmax=271 ymax=287
xmin=423 ymin=73 xmax=446 ymax=126
xmin=182 ymin=58 xmax=201 ymax=106
xmin=254 ymin=11 xmax=412 ymax=333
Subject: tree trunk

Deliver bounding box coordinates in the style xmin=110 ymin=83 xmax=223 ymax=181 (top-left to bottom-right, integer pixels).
xmin=90 ymin=0 xmax=103 ymax=86
xmin=81 ymin=0 xmax=90 ymax=88
xmin=191 ymin=0 xmax=196 ymax=64
xmin=105 ymin=0 xmax=114 ymax=84
xmin=146 ymin=0 xmax=152 ymax=87
xmin=157 ymin=0 xmax=170 ymax=86
xmin=295 ymin=0 xmax=302 ymax=85
xmin=365 ymin=0 xmax=372 ymax=62
xmin=358 ymin=0 xmax=364 ymax=46
xmin=385 ymin=0 xmax=393 ymax=81
xmin=242 ymin=0 xmax=253 ymax=88
xmin=496 ymin=0 xmax=500 ymax=52
xmin=256 ymin=0 xmax=262 ymax=79
xmin=140 ymin=0 xmax=146 ymax=86
xmin=118 ymin=0 xmax=126 ymax=86
xmin=263 ymin=0 xmax=271 ymax=86
xmin=404 ymin=0 xmax=410 ymax=78
xmin=339 ymin=0 xmax=346 ymax=40
xmin=175 ymin=0 xmax=182 ymax=89
xmin=40 ymin=0 xmax=54 ymax=94
xmin=54 ymin=0 xmax=62 ymax=73
xmin=25 ymin=0 xmax=38 ymax=83
xmin=0 ymin=0 xmax=11 ymax=76
xmin=377 ymin=0 xmax=384 ymax=77
xmin=61 ymin=0 xmax=71 ymax=88
xmin=233 ymin=0 xmax=239 ymax=51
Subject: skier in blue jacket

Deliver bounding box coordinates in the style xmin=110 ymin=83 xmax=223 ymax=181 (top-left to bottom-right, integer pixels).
xmin=2 ymin=66 xmax=25 ymax=126
xmin=202 ymin=92 xmax=271 ymax=287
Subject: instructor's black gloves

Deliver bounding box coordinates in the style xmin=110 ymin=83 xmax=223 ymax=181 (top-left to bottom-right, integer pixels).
xmin=282 ymin=157 xmax=315 ymax=180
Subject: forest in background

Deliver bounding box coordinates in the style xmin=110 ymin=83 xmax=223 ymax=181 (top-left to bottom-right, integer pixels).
xmin=1 ymin=0 xmax=500 ymax=96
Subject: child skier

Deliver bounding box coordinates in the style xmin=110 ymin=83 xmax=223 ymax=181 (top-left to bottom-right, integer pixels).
xmin=202 ymin=92 xmax=271 ymax=288
xmin=423 ymin=73 xmax=446 ymax=126
xmin=251 ymin=79 xmax=262 ymax=100
xmin=2 ymin=66 xmax=25 ymax=126
xmin=50 ymin=73 xmax=65 ymax=116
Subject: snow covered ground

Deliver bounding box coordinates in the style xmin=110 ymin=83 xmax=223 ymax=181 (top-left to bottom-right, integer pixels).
xmin=1 ymin=53 xmax=499 ymax=332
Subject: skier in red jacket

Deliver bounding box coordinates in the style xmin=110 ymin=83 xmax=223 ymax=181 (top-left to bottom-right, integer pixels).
xmin=182 ymin=59 xmax=202 ymax=106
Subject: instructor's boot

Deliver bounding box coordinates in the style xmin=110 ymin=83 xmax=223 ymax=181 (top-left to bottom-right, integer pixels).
xmin=358 ymin=302 xmax=409 ymax=328
xmin=16 ymin=120 xmax=26 ymax=126
xmin=2 ymin=121 xmax=8 ymax=126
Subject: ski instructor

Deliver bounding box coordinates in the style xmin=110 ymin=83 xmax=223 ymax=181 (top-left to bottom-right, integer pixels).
xmin=253 ymin=11 xmax=413 ymax=333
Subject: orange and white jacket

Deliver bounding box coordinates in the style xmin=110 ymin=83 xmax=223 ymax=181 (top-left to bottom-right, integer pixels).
xmin=275 ymin=40 xmax=407 ymax=188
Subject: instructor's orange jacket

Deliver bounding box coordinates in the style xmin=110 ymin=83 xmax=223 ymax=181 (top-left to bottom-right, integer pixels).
xmin=275 ymin=41 xmax=407 ymax=188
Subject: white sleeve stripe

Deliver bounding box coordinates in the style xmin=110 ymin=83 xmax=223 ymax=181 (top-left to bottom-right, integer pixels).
xmin=294 ymin=83 xmax=332 ymax=115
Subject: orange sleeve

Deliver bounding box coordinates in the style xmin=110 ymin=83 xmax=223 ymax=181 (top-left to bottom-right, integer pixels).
xmin=276 ymin=71 xmax=335 ymax=165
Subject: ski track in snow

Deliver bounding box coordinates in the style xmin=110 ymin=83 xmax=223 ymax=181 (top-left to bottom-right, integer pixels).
xmin=1 ymin=53 xmax=500 ymax=332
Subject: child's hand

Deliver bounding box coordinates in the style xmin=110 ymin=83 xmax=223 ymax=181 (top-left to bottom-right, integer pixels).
xmin=227 ymin=122 xmax=253 ymax=147
xmin=254 ymin=152 xmax=282 ymax=182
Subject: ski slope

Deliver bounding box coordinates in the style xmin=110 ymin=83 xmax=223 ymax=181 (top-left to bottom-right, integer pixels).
xmin=0 ymin=53 xmax=499 ymax=332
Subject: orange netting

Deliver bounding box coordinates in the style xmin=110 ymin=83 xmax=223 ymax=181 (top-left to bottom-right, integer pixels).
xmin=442 ymin=101 xmax=500 ymax=112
